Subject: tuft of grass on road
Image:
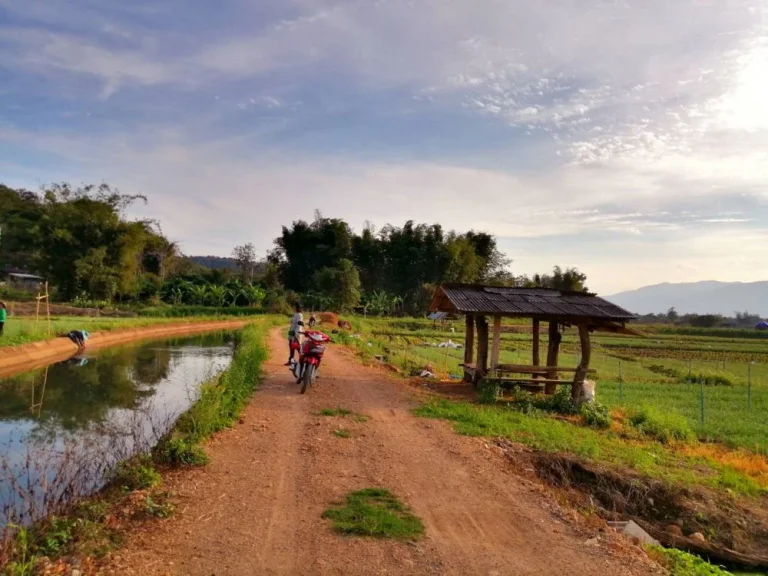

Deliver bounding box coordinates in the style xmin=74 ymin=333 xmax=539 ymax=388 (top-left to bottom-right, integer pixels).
xmin=317 ymin=407 xmax=370 ymax=422
xmin=332 ymin=428 xmax=351 ymax=438
xmin=322 ymin=488 xmax=424 ymax=539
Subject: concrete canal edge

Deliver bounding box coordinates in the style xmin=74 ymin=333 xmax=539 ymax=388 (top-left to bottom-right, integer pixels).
xmin=0 ymin=319 xmax=252 ymax=379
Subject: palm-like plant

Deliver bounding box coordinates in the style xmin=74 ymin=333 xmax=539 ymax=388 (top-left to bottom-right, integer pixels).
xmin=188 ymin=284 xmax=208 ymax=305
xmin=206 ymin=285 xmax=229 ymax=307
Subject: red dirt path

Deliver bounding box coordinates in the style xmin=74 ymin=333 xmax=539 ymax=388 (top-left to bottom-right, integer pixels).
xmin=103 ymin=328 xmax=658 ymax=575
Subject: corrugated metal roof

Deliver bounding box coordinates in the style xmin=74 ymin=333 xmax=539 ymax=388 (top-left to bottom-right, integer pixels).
xmin=432 ymin=284 xmax=635 ymax=321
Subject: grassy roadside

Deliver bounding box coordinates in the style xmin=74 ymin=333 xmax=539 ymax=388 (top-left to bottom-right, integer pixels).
xmin=414 ymin=398 xmax=766 ymax=495
xmin=0 ymin=320 xmax=271 ymax=575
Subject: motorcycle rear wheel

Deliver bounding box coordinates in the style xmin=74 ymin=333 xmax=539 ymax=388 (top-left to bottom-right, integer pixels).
xmin=300 ymin=364 xmax=313 ymax=394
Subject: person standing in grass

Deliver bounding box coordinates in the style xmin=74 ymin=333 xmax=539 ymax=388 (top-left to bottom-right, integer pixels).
xmin=0 ymin=302 xmax=6 ymax=336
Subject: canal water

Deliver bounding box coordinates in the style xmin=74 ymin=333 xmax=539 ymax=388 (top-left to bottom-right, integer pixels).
xmin=0 ymin=331 xmax=235 ymax=532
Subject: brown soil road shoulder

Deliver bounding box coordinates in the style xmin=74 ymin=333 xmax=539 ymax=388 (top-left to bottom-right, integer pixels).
xmin=104 ymin=328 xmax=657 ymax=576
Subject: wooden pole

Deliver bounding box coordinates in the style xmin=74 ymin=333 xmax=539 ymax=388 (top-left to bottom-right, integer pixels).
xmin=490 ymin=316 xmax=502 ymax=371
xmin=45 ymin=282 xmax=51 ymax=335
xmin=464 ymin=314 xmax=475 ymax=382
xmin=35 ymin=293 xmax=41 ymax=332
xmin=545 ymin=321 xmax=561 ymax=394
xmin=532 ymin=319 xmax=540 ymax=379
xmin=475 ymin=315 xmax=489 ymax=385
xmin=573 ymin=324 xmax=592 ymax=404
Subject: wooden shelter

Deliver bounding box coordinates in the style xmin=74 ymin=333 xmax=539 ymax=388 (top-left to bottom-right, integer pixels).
xmin=429 ymin=284 xmax=636 ymax=403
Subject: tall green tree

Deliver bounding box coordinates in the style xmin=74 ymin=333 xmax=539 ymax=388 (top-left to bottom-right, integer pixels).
xmin=312 ymin=259 xmax=361 ymax=311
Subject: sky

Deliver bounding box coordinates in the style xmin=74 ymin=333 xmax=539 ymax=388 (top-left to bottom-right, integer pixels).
xmin=1 ymin=0 xmax=768 ymax=295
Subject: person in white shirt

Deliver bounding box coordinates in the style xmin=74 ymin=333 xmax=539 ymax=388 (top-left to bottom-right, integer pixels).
xmin=285 ymin=304 xmax=303 ymax=365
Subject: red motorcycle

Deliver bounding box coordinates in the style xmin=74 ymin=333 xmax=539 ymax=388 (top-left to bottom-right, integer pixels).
xmin=289 ymin=329 xmax=331 ymax=394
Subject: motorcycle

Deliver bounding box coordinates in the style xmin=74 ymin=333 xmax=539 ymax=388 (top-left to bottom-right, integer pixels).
xmin=288 ymin=329 xmax=332 ymax=394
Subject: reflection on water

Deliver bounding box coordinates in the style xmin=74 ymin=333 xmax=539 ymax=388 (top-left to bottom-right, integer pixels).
xmin=0 ymin=331 xmax=235 ymax=531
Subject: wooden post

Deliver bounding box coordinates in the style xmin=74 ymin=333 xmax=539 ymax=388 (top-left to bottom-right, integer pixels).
xmin=464 ymin=315 xmax=475 ymax=362
xmin=490 ymin=316 xmax=502 ymax=371
xmin=464 ymin=314 xmax=475 ymax=382
xmin=573 ymin=324 xmax=592 ymax=404
xmin=532 ymin=319 xmax=540 ymax=378
xmin=45 ymin=282 xmax=51 ymax=335
xmin=475 ymin=315 xmax=489 ymax=385
xmin=545 ymin=321 xmax=561 ymax=394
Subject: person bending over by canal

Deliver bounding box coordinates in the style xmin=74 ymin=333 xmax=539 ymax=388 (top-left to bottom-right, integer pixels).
xmin=67 ymin=329 xmax=90 ymax=351
xmin=0 ymin=302 xmax=6 ymax=336
xmin=285 ymin=304 xmax=303 ymax=365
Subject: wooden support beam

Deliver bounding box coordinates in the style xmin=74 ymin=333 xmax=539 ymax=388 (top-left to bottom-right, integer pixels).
xmin=474 ymin=315 xmax=489 ymax=385
xmin=532 ymin=319 xmax=540 ymax=366
xmin=572 ymin=323 xmax=592 ymax=404
xmin=464 ymin=315 xmax=475 ymax=375
xmin=545 ymin=321 xmax=561 ymax=395
xmin=490 ymin=316 xmax=502 ymax=370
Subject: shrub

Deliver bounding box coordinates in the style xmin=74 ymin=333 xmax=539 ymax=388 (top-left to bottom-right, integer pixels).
xmin=646 ymin=545 xmax=732 ymax=575
xmin=581 ymin=402 xmax=612 ymax=429
xmin=156 ymin=438 xmax=209 ymax=466
xmin=111 ymin=457 xmax=161 ymax=491
xmin=477 ymin=379 xmax=501 ymax=404
xmin=628 ymin=406 xmax=695 ymax=443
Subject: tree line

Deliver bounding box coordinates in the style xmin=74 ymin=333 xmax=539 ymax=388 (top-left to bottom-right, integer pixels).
xmin=0 ymin=183 xmax=588 ymax=314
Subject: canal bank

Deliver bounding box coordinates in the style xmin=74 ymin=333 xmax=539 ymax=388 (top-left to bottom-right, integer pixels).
xmin=0 ymin=319 xmax=252 ymax=379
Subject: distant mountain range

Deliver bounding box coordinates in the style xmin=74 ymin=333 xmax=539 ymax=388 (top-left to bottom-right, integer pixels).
xmin=187 ymin=255 xmax=238 ymax=270
xmin=606 ymin=281 xmax=768 ymax=316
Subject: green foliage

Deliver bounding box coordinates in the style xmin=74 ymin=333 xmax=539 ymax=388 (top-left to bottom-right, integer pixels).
xmin=332 ymin=428 xmax=352 ymax=438
xmin=112 ymin=457 xmax=161 ymax=490
xmin=477 ymin=379 xmax=501 ymax=404
xmin=312 ymin=258 xmax=361 ymax=311
xmin=580 ymin=402 xmax=612 ymax=429
xmin=531 ymin=387 xmax=578 ymax=415
xmin=156 ymin=437 xmax=209 ymax=466
xmin=322 ymin=488 xmax=425 ymax=539
xmin=628 ymin=406 xmax=695 ymax=443
xmin=140 ymin=494 xmax=174 ymax=518
xmin=647 ymin=546 xmax=733 ymax=575
xmin=648 ymin=365 xmax=733 ymax=386
xmin=137 ymin=305 xmax=264 ymax=317
xmin=273 ymin=215 xmax=509 ymax=315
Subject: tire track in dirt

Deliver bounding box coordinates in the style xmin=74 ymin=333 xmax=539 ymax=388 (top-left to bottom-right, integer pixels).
xmin=105 ymin=328 xmax=657 ymax=576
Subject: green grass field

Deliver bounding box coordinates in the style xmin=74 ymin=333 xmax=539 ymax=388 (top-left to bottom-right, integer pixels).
xmin=340 ymin=316 xmax=768 ymax=455
xmin=0 ymin=315 xmax=241 ymax=348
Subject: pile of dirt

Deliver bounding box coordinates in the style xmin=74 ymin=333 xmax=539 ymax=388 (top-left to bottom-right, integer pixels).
xmin=511 ymin=447 xmax=768 ymax=570
xmin=317 ymin=311 xmax=339 ymax=326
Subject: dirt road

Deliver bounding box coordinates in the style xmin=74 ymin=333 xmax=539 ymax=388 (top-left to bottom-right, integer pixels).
xmin=106 ymin=328 xmax=655 ymax=575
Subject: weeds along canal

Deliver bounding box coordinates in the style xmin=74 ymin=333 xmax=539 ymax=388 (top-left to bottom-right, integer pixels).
xmin=0 ymin=331 xmax=237 ymax=534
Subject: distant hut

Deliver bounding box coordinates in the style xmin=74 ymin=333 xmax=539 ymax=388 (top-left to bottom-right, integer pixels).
xmin=6 ymin=273 xmax=44 ymax=292
xmin=429 ymin=283 xmax=637 ymax=403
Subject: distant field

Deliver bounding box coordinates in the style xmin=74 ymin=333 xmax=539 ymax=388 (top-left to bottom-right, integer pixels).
xmin=341 ymin=316 xmax=768 ymax=455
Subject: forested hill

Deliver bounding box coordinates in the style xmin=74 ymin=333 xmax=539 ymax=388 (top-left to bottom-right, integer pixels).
xmin=607 ymin=281 xmax=768 ymax=316
xmin=187 ymin=256 xmax=237 ymax=270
